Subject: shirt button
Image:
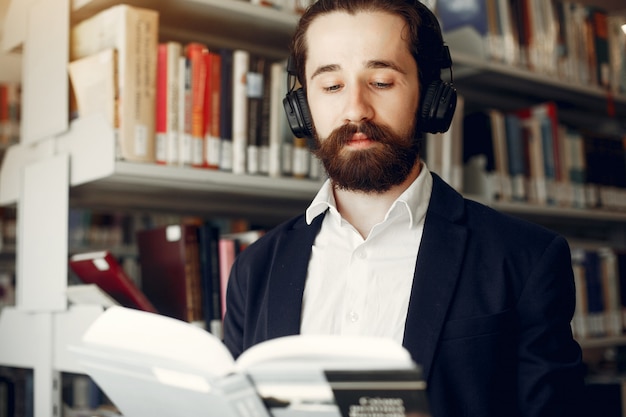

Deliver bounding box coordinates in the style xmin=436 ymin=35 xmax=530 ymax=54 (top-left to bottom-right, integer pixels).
xmin=348 ymin=311 xmax=359 ymax=322
xmin=355 ymin=250 xmax=366 ymax=259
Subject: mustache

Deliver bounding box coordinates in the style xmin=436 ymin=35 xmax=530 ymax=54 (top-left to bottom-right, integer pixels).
xmin=327 ymin=121 xmax=398 ymax=146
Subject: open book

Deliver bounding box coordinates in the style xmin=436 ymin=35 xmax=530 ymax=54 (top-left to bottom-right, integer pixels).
xmin=71 ymin=306 xmax=430 ymax=417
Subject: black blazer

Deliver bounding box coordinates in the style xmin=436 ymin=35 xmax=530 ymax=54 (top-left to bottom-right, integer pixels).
xmin=223 ymin=173 xmax=585 ymax=417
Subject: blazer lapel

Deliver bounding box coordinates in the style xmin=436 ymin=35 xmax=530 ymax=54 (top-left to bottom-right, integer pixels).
xmin=266 ymin=214 xmax=324 ymax=339
xmin=403 ymin=174 xmax=468 ymax=380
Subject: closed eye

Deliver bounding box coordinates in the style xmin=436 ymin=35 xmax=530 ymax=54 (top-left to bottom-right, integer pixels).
xmin=372 ymin=81 xmax=392 ymax=89
xmin=323 ymin=84 xmax=342 ymax=92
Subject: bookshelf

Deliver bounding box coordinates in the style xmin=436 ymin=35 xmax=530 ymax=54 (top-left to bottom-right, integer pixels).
xmin=0 ymin=0 xmax=625 ymax=415
xmin=451 ymin=50 xmax=626 ymax=134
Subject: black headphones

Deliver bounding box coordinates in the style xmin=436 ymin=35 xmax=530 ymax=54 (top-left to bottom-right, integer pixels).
xmin=282 ymin=45 xmax=457 ymax=141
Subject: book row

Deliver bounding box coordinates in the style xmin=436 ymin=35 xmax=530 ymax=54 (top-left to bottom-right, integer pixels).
xmin=68 ymin=4 xmax=322 ymax=180
xmin=68 ymin=221 xmax=265 ymax=340
xmin=67 ymin=207 xmax=253 ymax=252
xmin=571 ymin=246 xmax=626 ymax=341
xmin=436 ymin=0 xmax=626 ymax=94
xmin=65 ymin=220 xmax=626 ymax=346
xmin=0 ymin=367 xmax=118 ymax=417
xmin=461 ymin=101 xmax=626 ymax=211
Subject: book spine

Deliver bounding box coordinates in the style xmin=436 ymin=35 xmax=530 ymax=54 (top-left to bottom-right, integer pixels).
xmin=178 ymin=55 xmax=192 ymax=166
xmin=155 ymin=43 xmax=168 ymax=164
xmin=69 ymin=5 xmax=159 ymax=163
xmin=156 ymin=42 xmax=182 ymax=165
xmin=120 ymin=6 xmax=158 ymax=163
xmin=268 ymin=60 xmax=287 ymax=178
xmin=166 ymin=42 xmax=182 ymax=166
xmin=246 ymin=55 xmax=267 ymax=175
xmin=218 ymin=237 xmax=238 ymax=320
xmin=184 ymin=226 xmax=203 ymax=324
xmin=219 ymin=49 xmax=234 ymax=172
xmin=588 ymin=6 xmax=610 ymax=89
xmin=232 ymin=49 xmax=250 ymax=175
xmin=258 ymin=61 xmax=272 ymax=176
xmin=202 ymin=52 xmax=219 ymax=169
xmin=206 ymin=52 xmax=223 ymax=169
xmin=186 ymin=42 xmax=209 ymax=168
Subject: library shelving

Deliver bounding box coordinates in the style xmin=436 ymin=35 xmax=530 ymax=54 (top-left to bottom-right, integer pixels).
xmin=0 ymin=0 xmax=625 ymax=415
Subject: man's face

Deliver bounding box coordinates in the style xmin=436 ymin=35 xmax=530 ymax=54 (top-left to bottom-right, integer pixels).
xmin=304 ymin=10 xmax=421 ymax=192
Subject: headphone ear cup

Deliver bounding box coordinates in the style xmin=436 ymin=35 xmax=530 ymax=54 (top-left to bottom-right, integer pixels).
xmin=283 ymin=88 xmax=314 ymax=139
xmin=419 ymin=80 xmax=457 ymax=134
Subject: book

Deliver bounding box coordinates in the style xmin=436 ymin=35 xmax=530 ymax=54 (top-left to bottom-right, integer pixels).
xmin=587 ymin=5 xmax=610 ymax=88
xmin=218 ymin=230 xmax=265 ymax=320
xmin=67 ymin=48 xmax=118 ymax=130
xmin=268 ymin=59 xmax=291 ymax=178
xmin=571 ymin=247 xmax=590 ymax=339
xmin=462 ymin=110 xmax=496 ymax=195
xmin=178 ymin=55 xmax=192 ymax=166
xmin=197 ymin=222 xmax=223 ymax=338
xmin=246 ymin=55 xmax=267 ymax=175
xmin=497 ymin=0 xmax=519 ymax=65
xmin=436 ymin=0 xmax=492 ymax=60
xmin=136 ymin=224 xmax=204 ymax=325
xmin=71 ymin=306 xmax=430 ymax=417
xmin=258 ymin=60 xmax=273 ymax=176
xmin=69 ymin=251 xmax=157 ymax=313
xmin=426 ymin=95 xmax=465 ymax=192
xmin=186 ymin=42 xmax=210 ymax=168
xmin=204 ymin=51 xmax=222 ymax=169
xmin=531 ymin=102 xmax=560 ymax=205
xmin=155 ymin=41 xmax=182 ymax=165
xmin=70 ymin=4 xmax=158 ymax=163
xmin=608 ymin=14 xmax=626 ymax=95
xmin=219 ymin=48 xmax=234 ymax=172
xmin=232 ymin=49 xmax=250 ymax=175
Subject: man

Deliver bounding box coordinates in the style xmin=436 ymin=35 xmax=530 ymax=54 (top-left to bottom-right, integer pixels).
xmin=223 ymin=1 xmax=585 ymax=416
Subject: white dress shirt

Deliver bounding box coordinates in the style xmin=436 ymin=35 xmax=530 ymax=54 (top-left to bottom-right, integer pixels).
xmin=300 ymin=163 xmax=433 ymax=344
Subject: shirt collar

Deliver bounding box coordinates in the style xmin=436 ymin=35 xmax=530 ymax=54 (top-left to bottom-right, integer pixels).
xmin=305 ymin=162 xmax=433 ymax=229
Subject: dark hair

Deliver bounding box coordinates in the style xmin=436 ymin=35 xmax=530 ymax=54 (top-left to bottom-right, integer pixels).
xmin=290 ymin=0 xmax=446 ymax=91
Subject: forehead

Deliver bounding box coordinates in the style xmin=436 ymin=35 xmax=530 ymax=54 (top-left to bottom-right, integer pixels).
xmin=304 ymin=10 xmax=412 ymax=73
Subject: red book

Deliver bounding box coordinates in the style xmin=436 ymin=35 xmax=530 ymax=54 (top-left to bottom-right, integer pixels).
xmin=185 ymin=42 xmax=209 ymax=168
xmin=155 ymin=43 xmax=168 ymax=164
xmin=204 ymin=51 xmax=222 ymax=169
xmin=69 ymin=251 xmax=158 ymax=313
xmin=136 ymin=224 xmax=204 ymax=324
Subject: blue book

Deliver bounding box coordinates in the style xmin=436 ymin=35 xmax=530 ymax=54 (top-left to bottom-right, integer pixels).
xmin=504 ymin=113 xmax=525 ymax=201
xmin=436 ymin=0 xmax=488 ymax=34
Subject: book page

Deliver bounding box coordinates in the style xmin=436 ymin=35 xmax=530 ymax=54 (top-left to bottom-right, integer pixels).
xmin=236 ymin=334 xmax=416 ymax=373
xmin=78 ymin=306 xmax=235 ymax=377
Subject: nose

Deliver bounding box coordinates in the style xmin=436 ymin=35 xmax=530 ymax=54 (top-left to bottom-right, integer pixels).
xmin=343 ymin=84 xmax=374 ymax=125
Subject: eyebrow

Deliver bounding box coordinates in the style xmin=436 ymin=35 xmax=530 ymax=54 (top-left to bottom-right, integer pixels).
xmin=310 ymin=64 xmax=340 ymax=80
xmin=310 ymin=59 xmax=406 ymax=80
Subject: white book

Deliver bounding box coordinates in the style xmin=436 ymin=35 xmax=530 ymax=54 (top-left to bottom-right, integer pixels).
xmin=68 ymin=48 xmax=117 ymax=129
xmin=231 ymin=50 xmax=250 ymax=175
xmin=268 ymin=60 xmax=291 ymax=178
xmin=71 ymin=306 xmax=429 ymax=417
xmin=70 ymin=4 xmax=158 ymax=163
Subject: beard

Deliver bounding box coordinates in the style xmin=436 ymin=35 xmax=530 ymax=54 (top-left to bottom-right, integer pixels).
xmin=312 ymin=120 xmax=420 ymax=193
